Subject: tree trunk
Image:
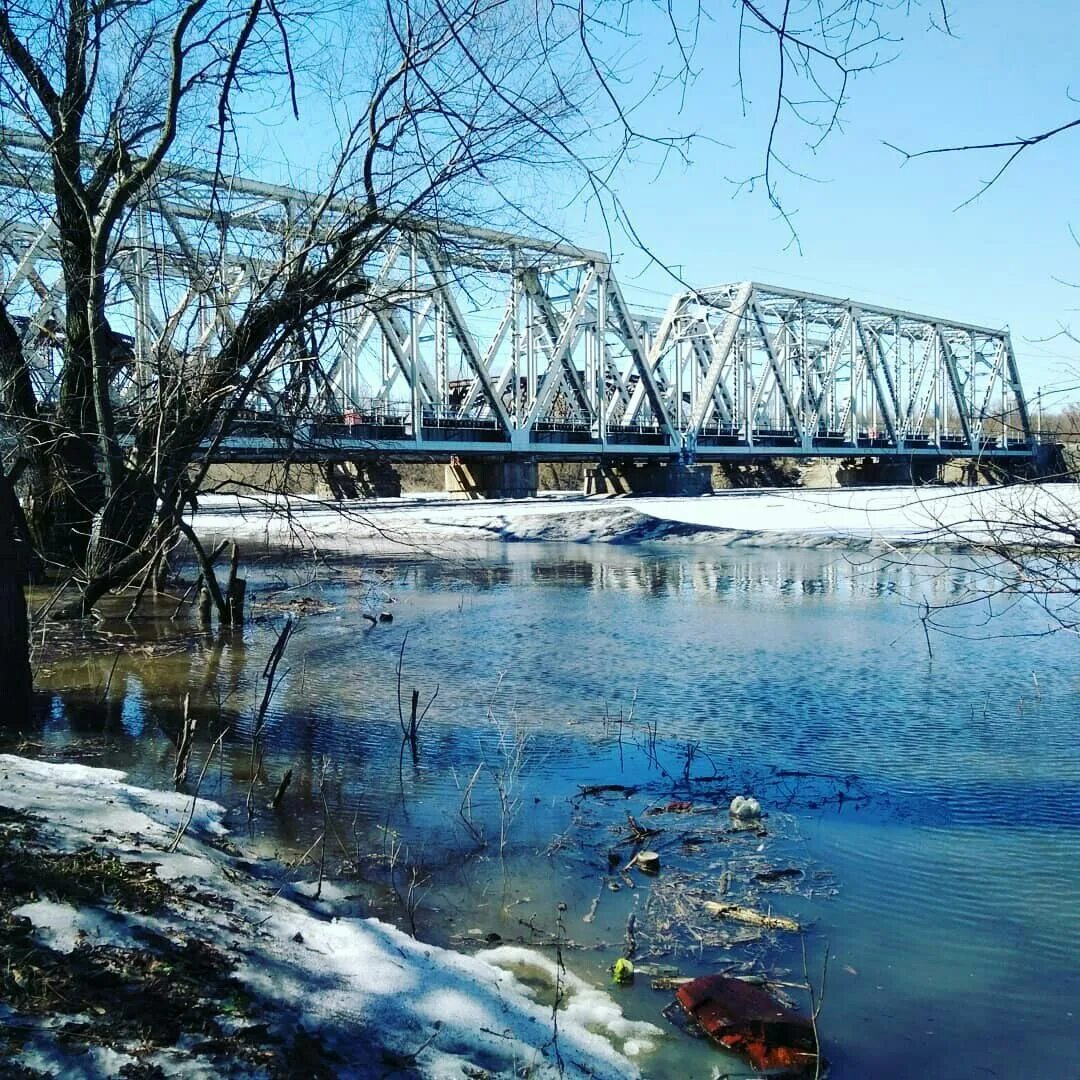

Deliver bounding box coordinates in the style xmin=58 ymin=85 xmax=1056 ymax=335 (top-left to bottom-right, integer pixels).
xmin=44 ymin=140 xmax=108 ymax=567
xmin=0 ymin=472 xmax=32 ymax=720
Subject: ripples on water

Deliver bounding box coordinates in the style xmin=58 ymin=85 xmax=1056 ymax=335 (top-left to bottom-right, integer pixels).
xmin=19 ymin=543 xmax=1080 ymax=1079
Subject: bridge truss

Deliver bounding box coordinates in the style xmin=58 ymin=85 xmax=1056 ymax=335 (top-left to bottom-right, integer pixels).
xmin=0 ymin=130 xmax=1034 ymax=463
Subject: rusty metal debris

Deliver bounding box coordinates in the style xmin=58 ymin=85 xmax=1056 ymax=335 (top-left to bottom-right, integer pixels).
xmin=675 ymin=974 xmax=819 ymax=1076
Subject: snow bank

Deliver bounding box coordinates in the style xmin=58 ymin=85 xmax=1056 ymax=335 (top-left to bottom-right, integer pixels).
xmin=477 ymin=947 xmax=660 ymax=1057
xmin=189 ymin=482 xmax=1080 ymax=553
xmin=0 ymin=754 xmax=657 ymax=1079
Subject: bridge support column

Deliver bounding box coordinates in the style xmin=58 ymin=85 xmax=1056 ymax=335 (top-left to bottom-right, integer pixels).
xmin=445 ymin=457 xmax=538 ymax=500
xmin=938 ymin=459 xmax=999 ymax=485
xmin=583 ymin=463 xmax=630 ymax=496
xmin=833 ymin=456 xmax=943 ymax=486
xmin=324 ymin=460 xmax=402 ymax=499
xmin=584 ymin=460 xmax=712 ymax=497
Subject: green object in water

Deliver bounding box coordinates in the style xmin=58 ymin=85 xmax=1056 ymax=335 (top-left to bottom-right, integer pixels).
xmin=612 ymin=958 xmax=634 ymax=984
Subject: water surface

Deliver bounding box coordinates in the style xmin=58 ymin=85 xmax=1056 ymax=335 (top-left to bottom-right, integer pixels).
xmin=19 ymin=542 xmax=1080 ymax=1079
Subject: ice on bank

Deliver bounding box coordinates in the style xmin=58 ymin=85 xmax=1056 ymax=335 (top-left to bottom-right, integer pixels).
xmin=190 ymin=483 xmax=1080 ymax=553
xmin=0 ymin=754 xmax=658 ymax=1078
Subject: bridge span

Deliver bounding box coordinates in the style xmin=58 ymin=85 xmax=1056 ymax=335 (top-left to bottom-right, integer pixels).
xmin=199 ymin=274 xmax=1037 ymax=497
xmin=0 ymin=131 xmax=1036 ymax=496
xmin=206 ymin=278 xmax=1034 ymax=462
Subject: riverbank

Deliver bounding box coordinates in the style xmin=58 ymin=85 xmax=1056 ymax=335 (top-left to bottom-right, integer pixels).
xmin=0 ymin=755 xmax=658 ymax=1078
xmin=190 ymin=482 xmax=1080 ymax=554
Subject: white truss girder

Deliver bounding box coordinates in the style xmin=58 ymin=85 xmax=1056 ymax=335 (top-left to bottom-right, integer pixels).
xmin=637 ymin=282 xmax=1033 ymax=453
xmin=0 ymin=130 xmax=1033 ymax=458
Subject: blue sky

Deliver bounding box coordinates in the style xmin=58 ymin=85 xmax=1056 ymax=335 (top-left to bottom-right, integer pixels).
xmin=244 ymin=1 xmax=1080 ymax=408
xmin=573 ymin=0 xmax=1080 ymax=405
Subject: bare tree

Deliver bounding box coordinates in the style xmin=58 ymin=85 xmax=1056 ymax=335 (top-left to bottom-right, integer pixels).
xmin=891 ymin=480 xmax=1080 ymax=644
xmin=887 ymin=117 xmax=1080 ymax=211
xmin=0 ymin=0 xmax=920 ymax=623
xmin=0 ymin=460 xmax=32 ymax=714
xmin=869 ymin=0 xmax=1080 ymax=633
xmin=0 ymin=0 xmax=321 ymax=610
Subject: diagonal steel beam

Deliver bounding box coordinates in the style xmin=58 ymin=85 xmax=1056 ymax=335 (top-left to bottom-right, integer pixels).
xmin=416 ymin=239 xmax=512 ymax=433
xmin=751 ymin=304 xmax=803 ymax=437
xmin=901 ymin=330 xmax=937 ymax=434
xmin=519 ymin=267 xmax=592 ymax=419
xmin=855 ymin=315 xmax=898 ymax=443
xmin=688 ymin=282 xmax=752 ymax=436
xmin=937 ymin=328 xmax=974 ymax=448
xmin=976 ymin=340 xmax=1006 ymax=436
xmin=373 ymin=307 xmax=439 ymax=405
xmin=803 ymin=312 xmax=851 ymax=433
xmin=1002 ymin=335 xmax=1033 ymax=441
xmin=690 ymin=336 xmax=734 ymax=426
xmin=620 ymin=288 xmax=683 ymax=432
xmin=522 ymin=266 xmax=597 ymax=428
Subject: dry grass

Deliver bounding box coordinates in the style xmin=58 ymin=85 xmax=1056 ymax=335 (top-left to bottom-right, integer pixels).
xmin=0 ymin=806 xmax=341 ymax=1077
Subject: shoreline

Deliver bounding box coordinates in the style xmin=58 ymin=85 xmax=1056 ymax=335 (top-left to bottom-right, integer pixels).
xmin=14 ymin=490 xmax=1080 ymax=1080
xmin=0 ymin=754 xmax=658 ymax=1078
xmin=188 ymin=482 xmax=1080 ymax=555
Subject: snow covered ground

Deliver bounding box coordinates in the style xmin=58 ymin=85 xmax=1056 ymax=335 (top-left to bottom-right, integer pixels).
xmin=190 ymin=483 xmax=1080 ymax=553
xmin=0 ymin=755 xmax=659 ymax=1078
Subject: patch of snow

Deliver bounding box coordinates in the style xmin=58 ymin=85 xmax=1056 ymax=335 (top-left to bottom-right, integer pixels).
xmin=479 ymin=945 xmax=662 ymax=1057
xmin=189 ymin=483 xmax=1080 ymax=554
xmin=11 ymin=900 xmax=133 ymax=954
xmin=0 ymin=755 xmax=226 ymax=846
xmin=16 ymin=1040 xmax=140 ymax=1079
xmin=0 ymin=754 xmax=660 ymax=1078
xmin=292 ymin=878 xmax=352 ymax=903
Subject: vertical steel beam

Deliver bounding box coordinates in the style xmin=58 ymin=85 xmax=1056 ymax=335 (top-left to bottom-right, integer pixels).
xmin=595 ymin=270 xmax=608 ymax=442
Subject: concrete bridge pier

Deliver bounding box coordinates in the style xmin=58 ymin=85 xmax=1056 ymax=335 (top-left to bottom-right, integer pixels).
xmin=937 ymin=459 xmax=996 ymax=485
xmin=800 ymin=454 xmax=1048 ymax=487
xmin=583 ymin=459 xmax=713 ymax=497
xmin=324 ymin=460 xmax=402 ymax=499
xmin=834 ymin=456 xmax=943 ymax=486
xmin=445 ymin=457 xmax=539 ymax=499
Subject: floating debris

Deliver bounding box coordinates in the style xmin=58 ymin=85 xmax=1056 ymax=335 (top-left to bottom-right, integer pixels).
xmin=674 ymin=974 xmax=819 ymax=1075
xmin=730 ymin=795 xmax=763 ymax=822
xmin=628 ymin=850 xmax=660 ymax=874
xmin=754 ymin=866 xmax=804 ymax=885
xmin=624 ymin=812 xmax=661 ymax=843
xmin=646 ymin=800 xmax=694 ymax=816
xmin=575 ymin=783 xmax=640 ymax=800
xmin=703 ymin=902 xmax=800 ymax=934
xmin=255 ymin=595 xmax=336 ymax=617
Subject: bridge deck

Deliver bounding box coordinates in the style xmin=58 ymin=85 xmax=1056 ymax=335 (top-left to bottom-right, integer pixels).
xmin=204 ymin=419 xmax=1035 ymax=464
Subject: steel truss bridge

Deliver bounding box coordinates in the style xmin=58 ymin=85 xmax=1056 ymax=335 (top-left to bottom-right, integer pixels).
xmin=0 ymin=130 xmax=1035 ymax=467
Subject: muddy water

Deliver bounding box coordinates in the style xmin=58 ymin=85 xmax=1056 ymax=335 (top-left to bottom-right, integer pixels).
xmin=15 ymin=543 xmax=1080 ymax=1079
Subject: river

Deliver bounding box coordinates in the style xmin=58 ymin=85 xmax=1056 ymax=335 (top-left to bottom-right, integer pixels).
xmin=18 ymin=539 xmax=1080 ymax=1079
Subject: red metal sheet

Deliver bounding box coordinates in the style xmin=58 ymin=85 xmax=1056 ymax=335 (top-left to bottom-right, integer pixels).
xmin=676 ymin=974 xmax=819 ymax=1075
